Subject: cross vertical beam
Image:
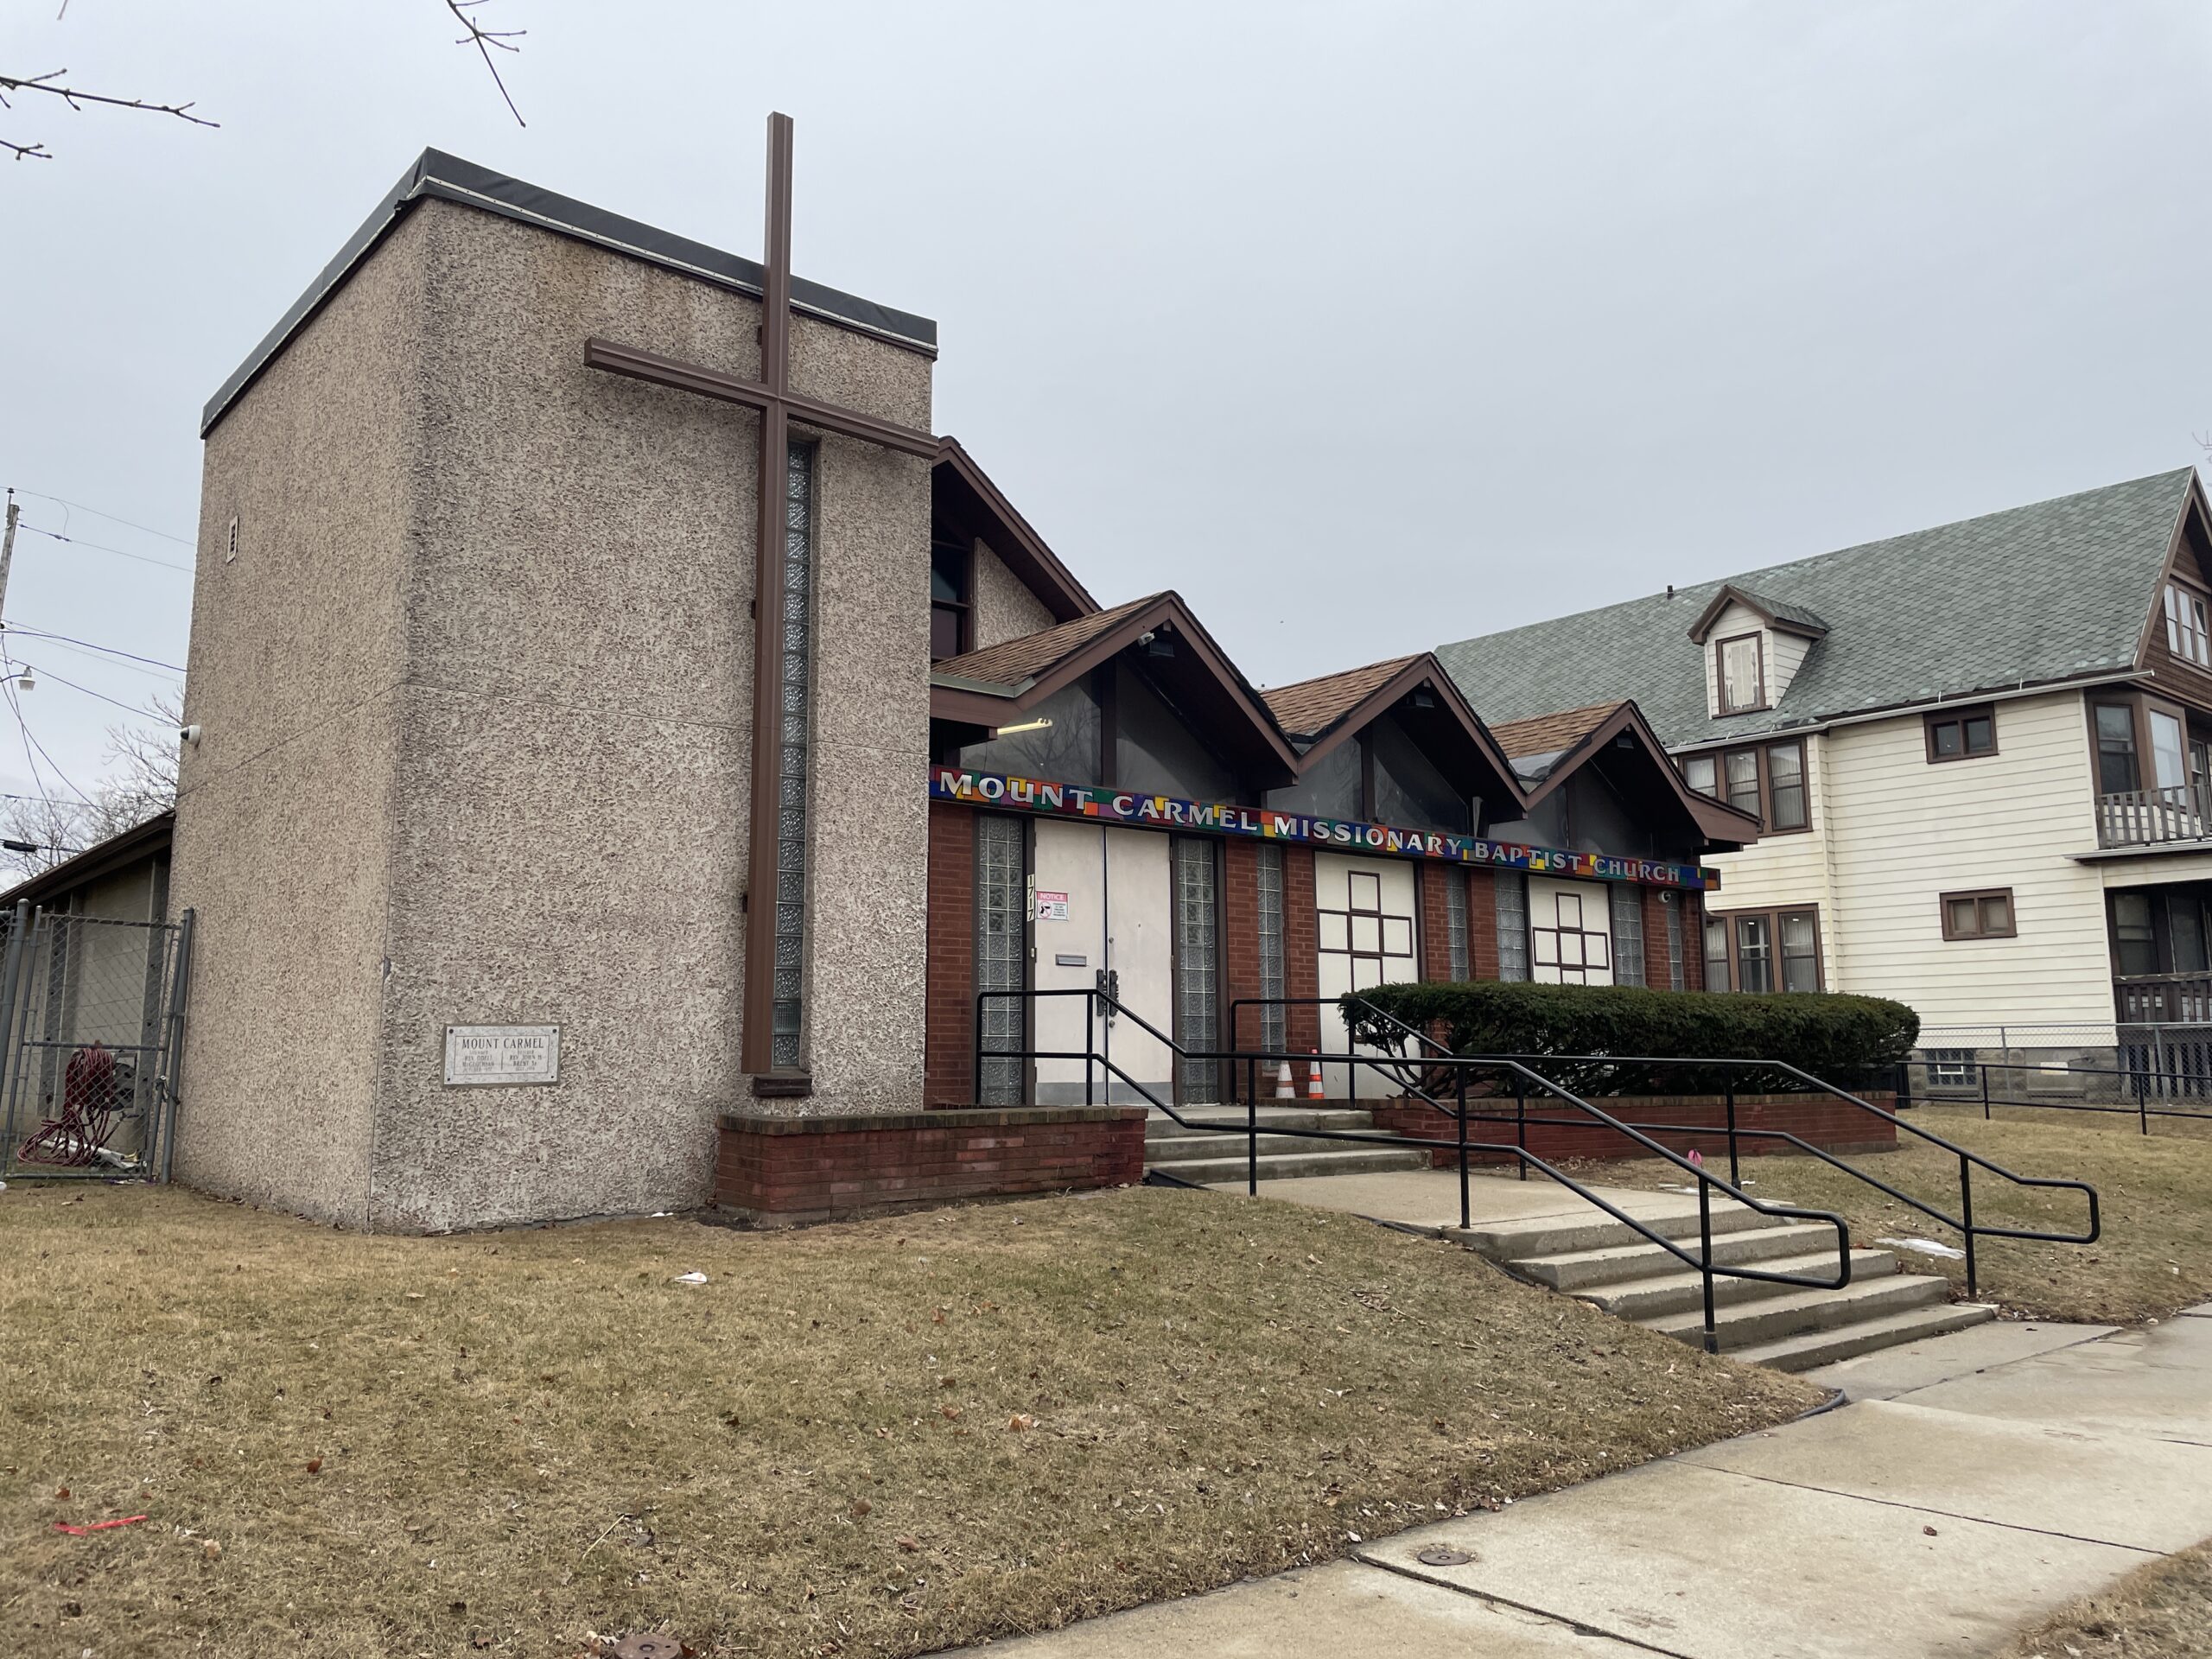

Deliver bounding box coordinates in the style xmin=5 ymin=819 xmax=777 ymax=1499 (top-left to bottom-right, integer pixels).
xmin=581 ymin=111 xmax=940 ymax=1090
xmin=741 ymin=111 xmax=797 ymax=1079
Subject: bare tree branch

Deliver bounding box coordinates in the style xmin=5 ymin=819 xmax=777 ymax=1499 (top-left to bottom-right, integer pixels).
xmin=0 ymin=67 xmax=216 ymax=161
xmin=0 ymin=690 xmax=181 ymax=880
xmin=446 ymin=0 xmax=526 ymax=128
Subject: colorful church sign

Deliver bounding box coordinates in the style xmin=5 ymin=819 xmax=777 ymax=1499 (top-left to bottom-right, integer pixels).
xmin=929 ymin=766 xmax=1721 ymax=890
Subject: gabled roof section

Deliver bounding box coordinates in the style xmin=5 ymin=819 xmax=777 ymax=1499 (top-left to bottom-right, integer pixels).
xmin=1510 ymin=702 xmax=1760 ymax=851
xmin=204 ymin=148 xmax=937 ymax=436
xmin=1262 ymin=657 xmax=1420 ymax=741
xmin=0 ymin=810 xmax=174 ymax=910
xmin=1686 ymin=583 xmax=1830 ymax=645
xmin=1437 ymin=468 xmax=2201 ymax=750
xmin=931 ymin=592 xmax=1302 ymax=783
xmin=1490 ymin=702 xmax=1626 ymax=765
xmin=1262 ymin=652 xmax=1525 ymax=812
xmin=931 ymin=595 xmax=1153 ymax=694
xmin=931 ymin=439 xmax=1097 ymax=624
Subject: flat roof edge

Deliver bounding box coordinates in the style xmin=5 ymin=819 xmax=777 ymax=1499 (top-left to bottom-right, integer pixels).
xmin=200 ymin=148 xmax=938 ymax=437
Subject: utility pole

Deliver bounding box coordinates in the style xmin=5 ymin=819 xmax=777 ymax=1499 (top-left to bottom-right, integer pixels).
xmin=0 ymin=487 xmax=16 ymax=634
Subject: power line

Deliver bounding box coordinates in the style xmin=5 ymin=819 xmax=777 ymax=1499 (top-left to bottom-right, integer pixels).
xmin=15 ymin=661 xmax=166 ymax=718
xmin=3 ymin=677 xmax=88 ymax=808
xmin=4 ymin=624 xmax=185 ymax=675
xmin=10 ymin=636 xmax=181 ymax=683
xmin=8 ymin=490 xmax=194 ymax=547
xmin=16 ymin=524 xmax=194 ymax=576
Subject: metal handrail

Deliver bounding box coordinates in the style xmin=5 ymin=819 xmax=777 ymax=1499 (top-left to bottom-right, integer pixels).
xmin=1423 ymin=1047 xmax=2101 ymax=1299
xmin=976 ymin=986 xmax=1855 ymax=1354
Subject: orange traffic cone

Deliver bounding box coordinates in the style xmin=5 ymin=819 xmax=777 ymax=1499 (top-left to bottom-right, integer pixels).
xmin=1306 ymin=1051 xmax=1325 ymax=1099
xmin=1274 ymin=1060 xmax=1294 ymax=1099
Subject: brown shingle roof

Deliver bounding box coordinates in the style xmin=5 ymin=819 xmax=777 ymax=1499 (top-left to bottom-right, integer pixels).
xmin=1488 ymin=702 xmax=1626 ymax=760
xmin=1261 ymin=656 xmax=1420 ymax=739
xmin=931 ymin=594 xmax=1159 ymax=691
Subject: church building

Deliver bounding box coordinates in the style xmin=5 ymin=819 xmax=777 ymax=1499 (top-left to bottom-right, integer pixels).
xmin=167 ymin=127 xmax=1753 ymax=1232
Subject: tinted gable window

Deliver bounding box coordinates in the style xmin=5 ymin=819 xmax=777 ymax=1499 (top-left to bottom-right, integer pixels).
xmin=958 ymin=678 xmax=1103 ymax=784
xmin=1370 ymin=714 xmax=1472 ymax=833
xmin=1265 ymin=736 xmax=1360 ymax=819
xmin=1116 ymin=660 xmax=1237 ymax=801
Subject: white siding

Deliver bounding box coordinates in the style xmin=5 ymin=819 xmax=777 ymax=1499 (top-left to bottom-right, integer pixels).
xmin=1707 ymin=692 xmax=2113 ymax=1027
xmin=1768 ymin=628 xmax=1815 ymax=704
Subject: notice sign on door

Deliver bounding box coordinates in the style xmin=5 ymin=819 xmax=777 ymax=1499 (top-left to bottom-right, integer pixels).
xmin=1034 ymin=889 xmax=1070 ymax=923
xmin=445 ymin=1025 xmax=562 ymax=1086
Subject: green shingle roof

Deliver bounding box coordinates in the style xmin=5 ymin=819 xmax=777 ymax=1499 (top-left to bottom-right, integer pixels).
xmin=1435 ymin=468 xmax=2198 ymax=750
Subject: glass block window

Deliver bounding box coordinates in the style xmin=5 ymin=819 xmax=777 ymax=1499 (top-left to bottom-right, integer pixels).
xmin=1446 ymin=868 xmax=1470 ymax=981
xmin=770 ymin=439 xmax=817 ymax=1070
xmin=1255 ymin=844 xmax=1287 ymax=1055
xmin=1172 ymin=837 xmax=1221 ymax=1102
xmin=1495 ymin=871 xmax=1529 ymax=982
xmin=975 ymin=813 xmax=1027 ymax=1104
xmin=1665 ymin=894 xmax=1685 ymax=990
xmin=1610 ymin=886 xmax=1646 ymax=987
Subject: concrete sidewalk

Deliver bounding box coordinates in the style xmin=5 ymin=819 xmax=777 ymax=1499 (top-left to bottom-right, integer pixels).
xmin=971 ymin=1313 xmax=2212 ymax=1658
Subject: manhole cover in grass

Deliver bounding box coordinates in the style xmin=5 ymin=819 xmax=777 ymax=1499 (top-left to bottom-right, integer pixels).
xmin=1416 ymin=1546 xmax=1475 ymax=1567
xmin=611 ymin=1637 xmax=685 ymax=1659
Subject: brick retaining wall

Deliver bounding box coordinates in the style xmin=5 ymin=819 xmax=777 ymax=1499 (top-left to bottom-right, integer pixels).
xmin=715 ymin=1106 xmax=1147 ymax=1225
xmin=1369 ymin=1090 xmax=1899 ymax=1166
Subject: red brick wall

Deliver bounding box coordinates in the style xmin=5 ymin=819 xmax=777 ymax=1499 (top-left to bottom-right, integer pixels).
xmin=1370 ymin=1091 xmax=1897 ymax=1166
xmin=924 ymin=803 xmax=976 ymax=1107
xmin=1417 ymin=865 xmax=1454 ymax=981
xmin=1640 ymin=887 xmax=1675 ymax=989
xmin=1681 ymin=890 xmax=1707 ymax=991
xmin=1224 ymin=840 xmax=1262 ymax=1096
xmin=1283 ymin=846 xmax=1321 ymax=1058
xmin=1467 ymin=868 xmax=1501 ymax=982
xmin=715 ymin=1106 xmax=1146 ymax=1224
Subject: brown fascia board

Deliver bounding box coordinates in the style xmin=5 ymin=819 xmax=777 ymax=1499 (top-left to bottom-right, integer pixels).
xmin=934 ymin=439 xmax=1098 ymax=624
xmin=1518 ymin=702 xmax=1759 ymax=849
xmin=2129 ymin=472 xmax=2212 ymax=671
xmin=929 ymin=592 xmax=1302 ymax=778
xmin=0 ymin=809 xmax=175 ymax=910
xmin=1293 ymin=655 xmax=1529 ymax=812
xmin=1686 ymin=583 xmax=1830 ymax=645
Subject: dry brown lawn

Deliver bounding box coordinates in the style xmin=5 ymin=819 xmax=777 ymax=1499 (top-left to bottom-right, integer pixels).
xmin=0 ymin=1180 xmax=1816 ymax=1659
xmin=1573 ymin=1105 xmax=2212 ymax=1325
xmin=2000 ymin=1538 xmax=2212 ymax=1658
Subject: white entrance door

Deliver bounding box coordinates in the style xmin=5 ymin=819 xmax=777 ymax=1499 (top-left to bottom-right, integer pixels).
xmin=1313 ymin=853 xmax=1418 ymax=1097
xmin=1529 ymin=877 xmax=1614 ymax=985
xmin=1032 ymin=821 xmax=1174 ymax=1104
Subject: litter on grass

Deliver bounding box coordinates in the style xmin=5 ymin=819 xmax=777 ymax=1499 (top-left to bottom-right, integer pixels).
xmin=1877 ymin=1236 xmax=1967 ymax=1260
xmin=671 ymin=1271 xmax=709 ymax=1285
xmin=55 ymin=1515 xmax=149 ymax=1535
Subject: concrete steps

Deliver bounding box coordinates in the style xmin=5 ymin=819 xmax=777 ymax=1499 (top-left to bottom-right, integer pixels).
xmin=1143 ymin=1105 xmax=1432 ymax=1184
xmin=1451 ymin=1199 xmax=1995 ymax=1373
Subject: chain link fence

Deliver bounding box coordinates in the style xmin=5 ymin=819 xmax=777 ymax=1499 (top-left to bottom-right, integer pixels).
xmin=0 ymin=903 xmax=195 ymax=1180
xmin=1912 ymin=1020 xmax=2212 ymax=1122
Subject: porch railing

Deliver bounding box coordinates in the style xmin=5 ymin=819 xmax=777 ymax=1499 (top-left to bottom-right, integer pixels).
xmin=2114 ymin=974 xmax=2212 ymax=1025
xmin=2097 ymin=784 xmax=2212 ymax=848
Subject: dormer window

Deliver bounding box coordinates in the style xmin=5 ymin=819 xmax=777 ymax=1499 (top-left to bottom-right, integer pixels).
xmin=2164 ymin=582 xmax=2211 ymax=668
xmin=1717 ymin=632 xmax=1765 ymax=714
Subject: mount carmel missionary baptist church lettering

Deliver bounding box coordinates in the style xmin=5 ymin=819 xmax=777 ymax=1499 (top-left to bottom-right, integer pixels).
xmin=161 ymin=116 xmax=1754 ymax=1231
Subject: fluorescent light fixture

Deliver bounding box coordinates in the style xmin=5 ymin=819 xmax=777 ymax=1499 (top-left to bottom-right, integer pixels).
xmin=993 ymin=716 xmax=1053 ymax=737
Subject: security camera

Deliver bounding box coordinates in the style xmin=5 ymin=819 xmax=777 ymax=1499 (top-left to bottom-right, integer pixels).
xmin=179 ymin=724 xmax=202 ymax=744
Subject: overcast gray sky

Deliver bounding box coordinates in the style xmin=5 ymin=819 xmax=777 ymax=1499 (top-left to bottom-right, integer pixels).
xmin=3 ymin=2 xmax=2209 ymax=804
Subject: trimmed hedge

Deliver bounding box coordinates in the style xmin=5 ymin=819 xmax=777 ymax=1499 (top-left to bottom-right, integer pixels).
xmin=1342 ymin=979 xmax=1920 ymax=1097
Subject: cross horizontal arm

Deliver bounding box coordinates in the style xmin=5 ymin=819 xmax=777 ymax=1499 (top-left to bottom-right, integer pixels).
xmin=584 ymin=337 xmax=939 ymax=460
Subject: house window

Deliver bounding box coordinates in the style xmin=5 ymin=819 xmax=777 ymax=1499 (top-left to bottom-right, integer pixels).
xmin=1941 ymin=888 xmax=2016 ymax=941
xmin=1706 ymin=906 xmax=1823 ymax=992
xmin=1717 ymin=633 xmax=1765 ymax=714
xmin=2151 ymin=709 xmax=2188 ymax=792
xmin=931 ymin=542 xmax=971 ymax=660
xmin=2094 ymin=703 xmax=2140 ymax=794
xmin=1681 ymin=741 xmax=1808 ymax=833
xmin=1924 ymin=1049 xmax=1975 ymax=1090
xmin=1924 ymin=705 xmax=1997 ymax=763
xmin=2112 ymin=891 xmax=2158 ymax=977
xmin=2166 ymin=582 xmax=2212 ymax=668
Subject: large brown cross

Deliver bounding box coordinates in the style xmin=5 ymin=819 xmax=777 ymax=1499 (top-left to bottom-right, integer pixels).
xmin=585 ymin=111 xmax=938 ymax=1083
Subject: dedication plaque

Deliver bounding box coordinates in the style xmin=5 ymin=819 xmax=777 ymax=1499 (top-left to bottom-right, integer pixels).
xmin=444 ymin=1025 xmax=562 ymax=1086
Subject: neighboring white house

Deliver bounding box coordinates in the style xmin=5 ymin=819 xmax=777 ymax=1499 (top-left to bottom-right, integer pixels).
xmin=1435 ymin=467 xmax=2212 ymax=1056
